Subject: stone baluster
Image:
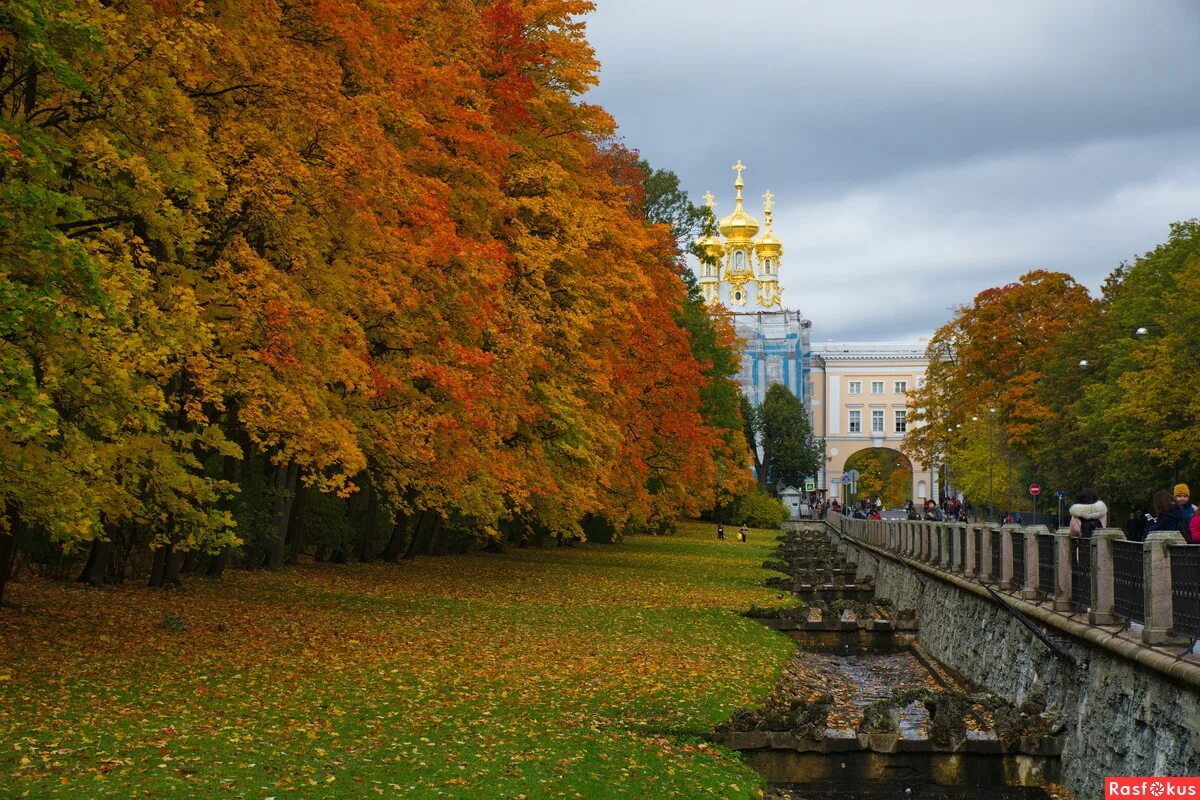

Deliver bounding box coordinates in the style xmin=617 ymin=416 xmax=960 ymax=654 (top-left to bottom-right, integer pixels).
xmin=979 ymin=524 xmax=994 ymax=582
xmin=964 ymin=524 xmax=977 ymax=577
xmin=1022 ymin=525 xmax=1047 ymax=600
xmin=998 ymin=523 xmax=1017 ymax=589
xmin=954 ymin=523 xmax=967 ymax=573
xmin=1088 ymin=528 xmax=1125 ymax=625
xmin=1142 ymin=530 xmax=1188 ymax=645
xmin=938 ymin=525 xmax=951 ymax=569
xmin=1053 ymin=527 xmax=1073 ymax=612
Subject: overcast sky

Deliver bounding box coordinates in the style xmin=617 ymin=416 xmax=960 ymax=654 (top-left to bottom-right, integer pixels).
xmin=582 ymin=1 xmax=1200 ymax=341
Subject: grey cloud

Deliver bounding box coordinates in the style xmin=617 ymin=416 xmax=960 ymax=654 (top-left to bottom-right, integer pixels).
xmin=582 ymin=1 xmax=1200 ymax=342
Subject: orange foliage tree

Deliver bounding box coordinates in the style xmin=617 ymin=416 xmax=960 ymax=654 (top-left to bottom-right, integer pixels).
xmin=0 ymin=0 xmax=743 ymax=594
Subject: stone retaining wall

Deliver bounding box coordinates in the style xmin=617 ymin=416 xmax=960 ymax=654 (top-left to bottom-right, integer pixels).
xmin=830 ymin=525 xmax=1200 ymax=798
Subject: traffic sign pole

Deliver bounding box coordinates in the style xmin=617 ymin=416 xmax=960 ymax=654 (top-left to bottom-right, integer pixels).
xmin=1029 ymin=483 xmax=1041 ymax=522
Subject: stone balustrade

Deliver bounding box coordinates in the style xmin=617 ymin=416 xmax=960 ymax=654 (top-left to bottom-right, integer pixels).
xmin=825 ymin=511 xmax=1200 ymax=647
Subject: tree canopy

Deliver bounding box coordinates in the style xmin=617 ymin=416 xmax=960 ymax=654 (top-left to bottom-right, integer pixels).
xmin=0 ymin=0 xmax=750 ymax=597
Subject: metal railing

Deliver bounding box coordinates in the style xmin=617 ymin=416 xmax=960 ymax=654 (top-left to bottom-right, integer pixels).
xmin=1070 ymin=537 xmax=1091 ymax=610
xmin=1171 ymin=546 xmax=1200 ymax=640
xmin=1112 ymin=540 xmax=1145 ymax=624
xmin=1038 ymin=533 xmax=1055 ymax=595
xmin=825 ymin=510 xmax=1200 ymax=646
xmin=1012 ymin=529 xmax=1025 ymax=590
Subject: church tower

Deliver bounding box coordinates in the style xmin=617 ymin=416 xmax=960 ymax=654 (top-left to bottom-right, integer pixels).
xmin=693 ymin=161 xmax=812 ymax=413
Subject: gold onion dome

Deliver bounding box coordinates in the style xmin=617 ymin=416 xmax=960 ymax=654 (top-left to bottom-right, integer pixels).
xmin=718 ymin=206 xmax=760 ymax=241
xmin=755 ymin=188 xmax=782 ymax=258
xmin=696 ymin=190 xmax=727 ymax=260
xmin=699 ymin=233 xmax=725 ymax=261
xmin=755 ymin=230 xmax=782 ymax=258
xmin=718 ymin=160 xmax=759 ymax=241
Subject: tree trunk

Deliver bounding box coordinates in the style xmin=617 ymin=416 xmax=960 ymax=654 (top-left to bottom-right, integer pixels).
xmin=380 ymin=510 xmax=410 ymax=562
xmin=423 ymin=515 xmax=446 ymax=557
xmin=209 ymin=546 xmax=230 ymax=579
xmin=77 ymin=538 xmax=113 ymax=585
xmin=209 ymin=452 xmax=239 ymax=580
xmin=148 ymin=543 xmax=170 ymax=587
xmin=267 ymin=462 xmax=299 ymax=570
xmin=0 ymin=529 xmax=14 ymax=607
xmin=358 ymin=482 xmax=378 ymax=562
xmin=286 ymin=482 xmax=306 ymax=565
xmin=164 ymin=548 xmax=185 ymax=584
xmin=402 ymin=511 xmax=433 ymax=560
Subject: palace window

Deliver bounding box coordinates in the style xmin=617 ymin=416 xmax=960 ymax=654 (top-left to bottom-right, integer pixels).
xmin=848 ymin=381 xmax=862 ymax=395
xmin=871 ymin=381 xmax=884 ymax=394
xmin=872 ymin=410 xmax=884 ymax=433
xmin=848 ymin=410 xmax=861 ymax=433
xmin=894 ymin=380 xmax=907 ymax=394
xmin=895 ymin=410 xmax=907 ymax=433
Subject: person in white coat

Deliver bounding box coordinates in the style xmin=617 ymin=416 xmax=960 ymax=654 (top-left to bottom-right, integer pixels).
xmin=1068 ymin=488 xmax=1107 ymax=538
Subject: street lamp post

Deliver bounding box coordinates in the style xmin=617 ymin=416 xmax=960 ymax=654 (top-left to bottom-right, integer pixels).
xmin=987 ymin=407 xmax=996 ymax=523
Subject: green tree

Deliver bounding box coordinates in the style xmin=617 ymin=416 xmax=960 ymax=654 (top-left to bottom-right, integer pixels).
xmin=1062 ymin=221 xmax=1200 ymax=506
xmin=759 ymin=384 xmax=822 ymax=495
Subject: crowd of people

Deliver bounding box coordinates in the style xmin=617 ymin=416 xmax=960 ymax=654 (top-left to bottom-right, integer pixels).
xmin=724 ymin=483 xmax=1200 ymax=546
xmin=810 ymin=483 xmax=1200 ymax=544
xmin=1061 ymin=483 xmax=1200 ymax=542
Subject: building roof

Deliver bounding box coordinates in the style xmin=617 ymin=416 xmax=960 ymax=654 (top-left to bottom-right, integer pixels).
xmin=812 ymin=341 xmax=928 ymax=361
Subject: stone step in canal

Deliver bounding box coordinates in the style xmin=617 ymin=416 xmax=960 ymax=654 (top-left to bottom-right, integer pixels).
xmin=717 ymin=522 xmax=1063 ymax=800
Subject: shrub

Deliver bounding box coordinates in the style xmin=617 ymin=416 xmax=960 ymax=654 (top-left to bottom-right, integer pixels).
xmin=727 ymin=489 xmax=787 ymax=529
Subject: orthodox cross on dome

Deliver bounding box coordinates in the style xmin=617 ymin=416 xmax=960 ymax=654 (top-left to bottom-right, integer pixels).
xmin=732 ymin=160 xmax=746 ymax=203
xmin=762 ymin=189 xmax=774 ymax=214
xmin=703 ymin=190 xmax=715 ymax=210
xmin=732 ymin=160 xmax=746 ymax=186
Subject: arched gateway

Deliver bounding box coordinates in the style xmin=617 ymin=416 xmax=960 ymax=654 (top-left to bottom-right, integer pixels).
xmin=810 ymin=341 xmax=933 ymax=504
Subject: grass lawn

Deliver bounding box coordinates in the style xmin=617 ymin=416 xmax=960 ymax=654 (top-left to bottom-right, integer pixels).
xmin=0 ymin=520 xmax=795 ymax=799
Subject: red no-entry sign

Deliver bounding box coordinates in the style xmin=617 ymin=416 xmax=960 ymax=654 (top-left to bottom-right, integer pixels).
xmin=1029 ymin=483 xmax=1042 ymax=496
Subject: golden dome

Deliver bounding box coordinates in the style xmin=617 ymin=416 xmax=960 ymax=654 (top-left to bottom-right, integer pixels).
xmin=718 ymin=159 xmax=760 ymax=241
xmin=718 ymin=207 xmax=759 ymax=241
xmin=698 ymin=233 xmax=725 ymax=261
xmin=754 ymin=188 xmax=782 ymax=258
xmin=755 ymin=232 xmax=782 ymax=259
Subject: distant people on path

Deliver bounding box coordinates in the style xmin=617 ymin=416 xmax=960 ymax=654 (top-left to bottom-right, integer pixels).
xmin=1124 ymin=509 xmax=1148 ymax=542
xmin=1068 ymin=488 xmax=1107 ymax=538
xmin=922 ymin=500 xmax=943 ymax=521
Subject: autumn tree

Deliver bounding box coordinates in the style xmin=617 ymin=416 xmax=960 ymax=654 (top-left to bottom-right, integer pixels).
xmin=905 ymin=270 xmax=1094 ymax=513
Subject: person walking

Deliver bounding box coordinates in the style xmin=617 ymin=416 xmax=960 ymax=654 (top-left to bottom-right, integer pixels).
xmin=1068 ymin=488 xmax=1107 ymax=538
xmin=738 ymin=524 xmax=748 ymax=543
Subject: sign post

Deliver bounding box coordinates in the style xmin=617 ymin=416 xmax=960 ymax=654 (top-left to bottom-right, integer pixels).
xmin=1055 ymin=489 xmax=1067 ymax=528
xmin=1029 ymin=483 xmax=1041 ymax=522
